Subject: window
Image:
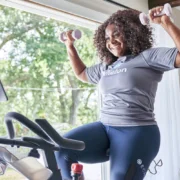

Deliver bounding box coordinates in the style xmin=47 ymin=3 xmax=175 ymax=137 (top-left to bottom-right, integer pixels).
xmin=0 ymin=2 xmax=101 ymax=179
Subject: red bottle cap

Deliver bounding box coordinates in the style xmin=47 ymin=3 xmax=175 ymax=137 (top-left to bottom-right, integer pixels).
xmin=71 ymin=163 xmax=83 ymax=174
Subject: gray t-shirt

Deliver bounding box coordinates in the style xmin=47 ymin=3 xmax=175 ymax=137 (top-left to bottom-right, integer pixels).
xmin=85 ymin=47 xmax=178 ymax=126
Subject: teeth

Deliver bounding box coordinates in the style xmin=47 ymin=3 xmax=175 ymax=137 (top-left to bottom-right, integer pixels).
xmin=112 ymin=44 xmax=120 ymax=48
xmin=111 ymin=45 xmax=119 ymax=49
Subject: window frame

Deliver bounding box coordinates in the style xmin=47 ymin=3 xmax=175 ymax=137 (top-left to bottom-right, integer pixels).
xmin=0 ymin=1 xmax=109 ymax=179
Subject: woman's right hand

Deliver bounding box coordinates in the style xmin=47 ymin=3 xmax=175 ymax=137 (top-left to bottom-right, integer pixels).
xmin=63 ymin=30 xmax=75 ymax=47
xmin=60 ymin=31 xmax=88 ymax=83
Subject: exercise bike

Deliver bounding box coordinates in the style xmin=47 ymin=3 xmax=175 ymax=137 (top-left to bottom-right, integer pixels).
xmin=0 ymin=80 xmax=85 ymax=180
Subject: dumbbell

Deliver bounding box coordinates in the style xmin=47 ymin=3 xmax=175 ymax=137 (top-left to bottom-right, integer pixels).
xmin=59 ymin=29 xmax=82 ymax=43
xmin=139 ymin=3 xmax=172 ymax=25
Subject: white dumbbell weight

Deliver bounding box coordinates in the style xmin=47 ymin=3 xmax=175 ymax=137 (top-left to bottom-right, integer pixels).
xmin=59 ymin=29 xmax=82 ymax=43
xmin=139 ymin=3 xmax=172 ymax=25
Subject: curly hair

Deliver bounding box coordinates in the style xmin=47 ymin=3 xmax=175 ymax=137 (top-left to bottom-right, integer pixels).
xmin=94 ymin=9 xmax=154 ymax=65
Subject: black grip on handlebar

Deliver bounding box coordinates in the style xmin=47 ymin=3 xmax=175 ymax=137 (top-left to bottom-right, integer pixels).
xmin=35 ymin=119 xmax=85 ymax=151
xmin=5 ymin=120 xmax=15 ymax=139
xmin=4 ymin=112 xmax=51 ymax=142
xmin=23 ymin=137 xmax=60 ymax=151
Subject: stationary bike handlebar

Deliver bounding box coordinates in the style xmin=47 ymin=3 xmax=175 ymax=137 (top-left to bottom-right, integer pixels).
xmin=4 ymin=112 xmax=51 ymax=141
xmin=36 ymin=119 xmax=85 ymax=151
xmin=4 ymin=112 xmax=85 ymax=151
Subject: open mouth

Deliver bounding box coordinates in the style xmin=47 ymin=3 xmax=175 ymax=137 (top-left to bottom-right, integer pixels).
xmin=110 ymin=45 xmax=121 ymax=51
xmin=110 ymin=43 xmax=121 ymax=50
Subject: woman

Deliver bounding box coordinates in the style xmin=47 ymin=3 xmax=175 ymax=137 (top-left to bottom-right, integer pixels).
xmin=55 ymin=5 xmax=180 ymax=180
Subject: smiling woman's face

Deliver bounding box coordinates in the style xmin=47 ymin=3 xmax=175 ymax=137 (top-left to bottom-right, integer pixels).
xmin=105 ymin=23 xmax=126 ymax=57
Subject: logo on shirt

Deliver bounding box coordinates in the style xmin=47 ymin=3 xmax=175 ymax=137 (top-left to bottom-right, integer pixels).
xmin=102 ymin=68 xmax=127 ymax=76
xmin=137 ymin=159 xmax=146 ymax=176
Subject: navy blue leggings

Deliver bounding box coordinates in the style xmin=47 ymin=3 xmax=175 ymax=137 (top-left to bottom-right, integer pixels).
xmin=55 ymin=121 xmax=160 ymax=180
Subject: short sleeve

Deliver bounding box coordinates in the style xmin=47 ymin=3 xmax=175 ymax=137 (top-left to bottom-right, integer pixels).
xmin=141 ymin=47 xmax=178 ymax=71
xmin=85 ymin=63 xmax=103 ymax=84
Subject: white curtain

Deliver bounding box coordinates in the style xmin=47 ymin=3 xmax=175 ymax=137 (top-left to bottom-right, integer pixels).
xmin=145 ymin=24 xmax=180 ymax=180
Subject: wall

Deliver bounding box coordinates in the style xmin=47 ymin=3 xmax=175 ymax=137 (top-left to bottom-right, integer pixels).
xmin=65 ymin=0 xmax=149 ymax=15
xmin=3 ymin=1 xmax=180 ymax=28
xmin=172 ymin=8 xmax=180 ymax=28
xmin=29 ymin=0 xmax=180 ymax=27
xmin=30 ymin=0 xmax=149 ymax=22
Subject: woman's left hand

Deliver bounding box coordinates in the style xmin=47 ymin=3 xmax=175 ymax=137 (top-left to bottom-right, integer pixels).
xmin=149 ymin=6 xmax=171 ymax=25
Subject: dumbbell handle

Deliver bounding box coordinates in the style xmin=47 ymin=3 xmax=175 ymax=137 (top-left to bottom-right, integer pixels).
xmin=139 ymin=3 xmax=172 ymax=25
xmin=59 ymin=29 xmax=81 ymax=43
